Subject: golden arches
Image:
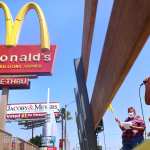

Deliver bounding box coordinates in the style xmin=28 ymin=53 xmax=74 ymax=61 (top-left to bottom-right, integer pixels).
xmin=0 ymin=1 xmax=50 ymax=50
xmin=0 ymin=2 xmax=13 ymax=46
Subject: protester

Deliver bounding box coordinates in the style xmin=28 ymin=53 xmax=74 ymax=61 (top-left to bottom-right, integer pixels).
xmin=115 ymin=107 xmax=145 ymax=150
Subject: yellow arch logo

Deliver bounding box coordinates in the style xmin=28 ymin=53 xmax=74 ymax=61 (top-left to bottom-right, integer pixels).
xmin=0 ymin=1 xmax=50 ymax=50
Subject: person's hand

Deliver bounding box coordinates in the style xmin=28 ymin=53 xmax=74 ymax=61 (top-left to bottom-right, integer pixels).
xmin=144 ymin=77 xmax=150 ymax=84
xmin=115 ymin=117 xmax=120 ymax=124
xmin=115 ymin=118 xmax=127 ymax=130
xmin=144 ymin=77 xmax=150 ymax=82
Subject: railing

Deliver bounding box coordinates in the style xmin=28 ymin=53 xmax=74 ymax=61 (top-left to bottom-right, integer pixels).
xmin=12 ymin=137 xmax=39 ymax=150
xmin=0 ymin=129 xmax=39 ymax=150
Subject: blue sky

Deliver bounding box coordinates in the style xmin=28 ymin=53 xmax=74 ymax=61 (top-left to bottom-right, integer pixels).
xmin=0 ymin=0 xmax=150 ymax=149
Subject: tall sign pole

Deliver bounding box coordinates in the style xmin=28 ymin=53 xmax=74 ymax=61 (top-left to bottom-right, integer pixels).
xmin=0 ymin=88 xmax=9 ymax=129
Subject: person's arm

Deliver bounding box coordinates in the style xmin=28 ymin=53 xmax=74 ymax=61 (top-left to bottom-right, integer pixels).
xmin=130 ymin=125 xmax=145 ymax=131
xmin=119 ymin=123 xmax=125 ymax=130
xmin=115 ymin=118 xmax=125 ymax=130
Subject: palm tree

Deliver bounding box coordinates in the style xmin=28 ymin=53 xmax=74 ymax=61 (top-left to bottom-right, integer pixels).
xmin=60 ymin=107 xmax=72 ymax=150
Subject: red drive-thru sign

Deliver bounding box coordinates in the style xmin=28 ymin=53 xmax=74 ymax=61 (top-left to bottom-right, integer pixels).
xmin=0 ymin=78 xmax=30 ymax=89
xmin=0 ymin=45 xmax=56 ymax=75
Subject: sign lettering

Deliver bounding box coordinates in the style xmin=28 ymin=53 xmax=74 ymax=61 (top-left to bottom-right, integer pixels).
xmin=0 ymin=45 xmax=56 ymax=75
xmin=0 ymin=77 xmax=30 ymax=89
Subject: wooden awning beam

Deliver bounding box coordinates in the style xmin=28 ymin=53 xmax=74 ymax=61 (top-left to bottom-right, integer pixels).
xmin=91 ymin=0 xmax=150 ymax=128
xmin=81 ymin=0 xmax=98 ymax=80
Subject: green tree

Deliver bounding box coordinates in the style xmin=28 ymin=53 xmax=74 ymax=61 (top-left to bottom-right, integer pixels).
xmin=29 ymin=135 xmax=42 ymax=147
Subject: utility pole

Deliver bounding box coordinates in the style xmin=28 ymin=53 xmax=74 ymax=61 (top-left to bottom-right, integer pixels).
xmin=64 ymin=105 xmax=67 ymax=150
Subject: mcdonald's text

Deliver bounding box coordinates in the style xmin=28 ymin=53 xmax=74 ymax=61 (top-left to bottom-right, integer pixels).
xmin=0 ymin=45 xmax=56 ymax=75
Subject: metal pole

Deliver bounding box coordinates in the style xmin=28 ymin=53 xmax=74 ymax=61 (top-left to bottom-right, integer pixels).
xmin=31 ymin=127 xmax=34 ymax=139
xmin=31 ymin=121 xmax=34 ymax=139
xmin=0 ymin=88 xmax=9 ymax=130
xmin=62 ymin=116 xmax=64 ymax=150
xmin=64 ymin=105 xmax=67 ymax=150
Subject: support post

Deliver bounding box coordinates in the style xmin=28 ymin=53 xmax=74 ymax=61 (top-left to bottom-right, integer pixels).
xmin=0 ymin=88 xmax=9 ymax=130
xmin=31 ymin=122 xmax=34 ymax=139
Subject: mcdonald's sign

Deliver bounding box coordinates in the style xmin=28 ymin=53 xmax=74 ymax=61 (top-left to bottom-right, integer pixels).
xmin=0 ymin=2 xmax=56 ymax=75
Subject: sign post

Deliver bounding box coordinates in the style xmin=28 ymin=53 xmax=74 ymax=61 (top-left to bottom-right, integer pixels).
xmin=0 ymin=88 xmax=9 ymax=129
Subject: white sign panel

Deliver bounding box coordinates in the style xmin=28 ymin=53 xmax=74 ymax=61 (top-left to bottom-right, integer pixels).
xmin=6 ymin=102 xmax=60 ymax=120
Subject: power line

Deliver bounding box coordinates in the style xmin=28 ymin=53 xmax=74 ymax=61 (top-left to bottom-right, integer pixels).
xmin=139 ymin=84 xmax=147 ymax=139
